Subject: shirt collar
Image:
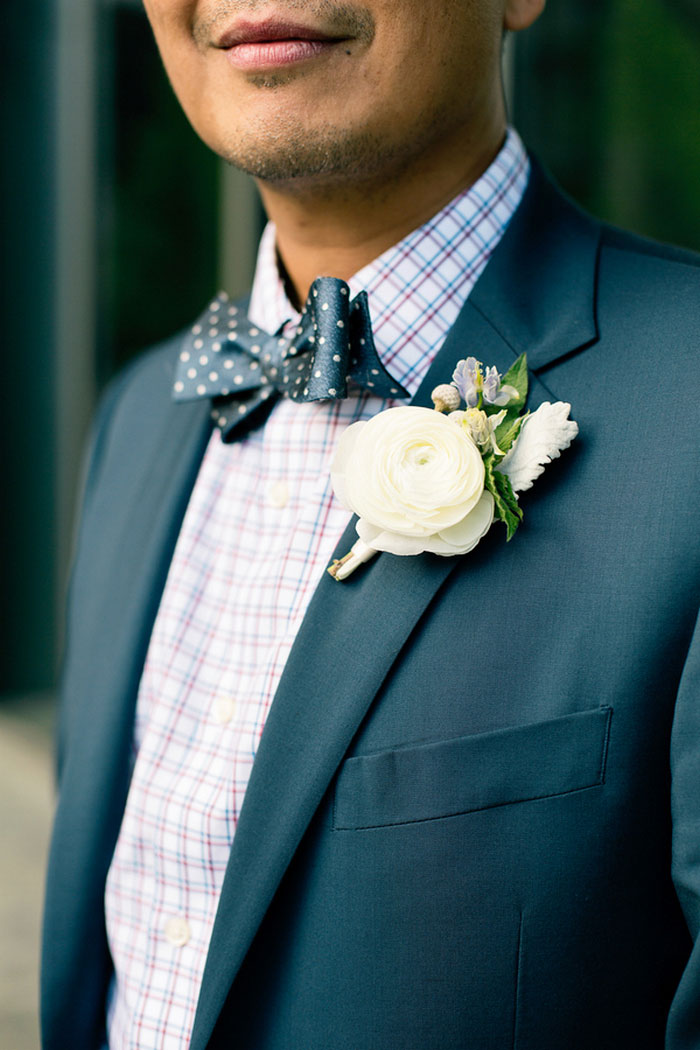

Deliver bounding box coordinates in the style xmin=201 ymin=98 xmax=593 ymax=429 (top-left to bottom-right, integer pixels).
xmin=248 ymin=127 xmax=530 ymax=397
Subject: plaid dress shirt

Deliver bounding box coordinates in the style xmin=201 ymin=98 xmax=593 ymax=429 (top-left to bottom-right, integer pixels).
xmin=104 ymin=129 xmax=529 ymax=1050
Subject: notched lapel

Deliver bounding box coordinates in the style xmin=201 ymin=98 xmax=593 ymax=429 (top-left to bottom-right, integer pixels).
xmin=468 ymin=159 xmax=601 ymax=373
xmin=191 ymin=163 xmax=602 ymax=1049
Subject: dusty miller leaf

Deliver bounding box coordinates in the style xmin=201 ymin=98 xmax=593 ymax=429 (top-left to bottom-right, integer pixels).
xmin=498 ymin=401 xmax=579 ymax=494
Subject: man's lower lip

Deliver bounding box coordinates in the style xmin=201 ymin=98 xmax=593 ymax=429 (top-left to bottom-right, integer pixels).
xmin=224 ymin=39 xmax=342 ymax=71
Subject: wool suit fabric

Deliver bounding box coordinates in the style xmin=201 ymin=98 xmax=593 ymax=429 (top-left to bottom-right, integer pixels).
xmin=42 ymin=162 xmax=700 ymax=1050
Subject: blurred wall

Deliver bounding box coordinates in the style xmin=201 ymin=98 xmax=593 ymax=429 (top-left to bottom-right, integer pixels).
xmin=2 ymin=0 xmax=59 ymax=695
xmin=514 ymin=0 xmax=700 ymax=251
xmin=1 ymin=0 xmax=260 ymax=699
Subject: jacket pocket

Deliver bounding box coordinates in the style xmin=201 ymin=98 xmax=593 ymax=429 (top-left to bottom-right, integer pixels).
xmin=333 ymin=706 xmax=612 ymax=830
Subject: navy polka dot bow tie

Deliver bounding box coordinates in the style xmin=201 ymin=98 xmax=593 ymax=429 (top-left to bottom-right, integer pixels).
xmin=172 ymin=276 xmax=409 ymax=441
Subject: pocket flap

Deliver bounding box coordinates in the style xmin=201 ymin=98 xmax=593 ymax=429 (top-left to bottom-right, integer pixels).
xmin=334 ymin=706 xmax=613 ymax=830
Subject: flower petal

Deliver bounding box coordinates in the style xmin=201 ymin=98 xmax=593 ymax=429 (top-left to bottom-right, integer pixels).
xmin=431 ymin=490 xmax=494 ymax=554
xmin=452 ymin=358 xmax=480 ymax=407
xmin=488 ymin=383 xmax=520 ymax=406
xmin=356 ymin=491 xmax=495 ymax=559
xmin=356 ymin=518 xmax=431 ymax=556
xmin=330 ymin=420 xmax=366 ymax=509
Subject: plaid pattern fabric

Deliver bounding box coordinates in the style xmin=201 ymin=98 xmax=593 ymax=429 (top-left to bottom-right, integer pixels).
xmin=104 ymin=129 xmax=529 ymax=1050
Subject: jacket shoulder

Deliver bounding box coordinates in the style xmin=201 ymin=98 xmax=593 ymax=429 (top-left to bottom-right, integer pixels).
xmin=80 ymin=331 xmax=187 ymax=508
xmin=105 ymin=331 xmax=185 ymax=423
xmin=595 ymin=222 xmax=700 ymax=338
xmin=599 ymin=223 xmax=700 ymax=271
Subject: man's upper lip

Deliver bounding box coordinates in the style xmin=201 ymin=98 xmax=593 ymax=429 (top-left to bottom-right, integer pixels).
xmin=216 ymin=19 xmax=346 ymax=48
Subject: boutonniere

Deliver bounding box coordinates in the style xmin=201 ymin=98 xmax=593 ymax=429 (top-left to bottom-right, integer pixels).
xmin=327 ymin=353 xmax=578 ymax=580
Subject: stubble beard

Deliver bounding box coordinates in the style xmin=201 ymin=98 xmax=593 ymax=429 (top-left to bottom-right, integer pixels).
xmin=214 ymin=82 xmax=466 ymax=195
xmin=218 ymin=120 xmax=409 ymax=187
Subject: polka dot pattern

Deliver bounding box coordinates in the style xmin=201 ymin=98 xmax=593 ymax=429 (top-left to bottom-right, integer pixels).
xmin=172 ymin=278 xmax=408 ymax=442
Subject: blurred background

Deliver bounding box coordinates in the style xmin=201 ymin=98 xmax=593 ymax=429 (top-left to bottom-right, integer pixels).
xmin=2 ymin=1 xmax=700 ymax=1046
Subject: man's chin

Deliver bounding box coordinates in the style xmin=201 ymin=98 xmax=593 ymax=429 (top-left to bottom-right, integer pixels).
xmin=217 ymin=127 xmax=410 ymax=191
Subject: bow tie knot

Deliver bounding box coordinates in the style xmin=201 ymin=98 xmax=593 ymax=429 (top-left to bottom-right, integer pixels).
xmin=172 ymin=276 xmax=408 ymax=441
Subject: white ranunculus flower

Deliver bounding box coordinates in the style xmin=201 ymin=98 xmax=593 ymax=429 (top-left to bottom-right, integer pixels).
xmin=331 ymin=406 xmax=495 ymax=560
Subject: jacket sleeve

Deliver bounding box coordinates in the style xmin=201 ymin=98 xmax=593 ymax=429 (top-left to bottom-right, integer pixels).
xmin=668 ymin=606 xmax=700 ymax=1047
xmin=55 ymin=358 xmax=144 ymax=783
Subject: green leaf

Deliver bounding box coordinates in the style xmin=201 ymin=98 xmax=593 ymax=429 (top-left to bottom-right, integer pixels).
xmin=500 ymin=352 xmax=528 ymax=408
xmin=493 ymin=411 xmax=528 ymax=459
xmin=483 ymin=456 xmax=523 ymax=541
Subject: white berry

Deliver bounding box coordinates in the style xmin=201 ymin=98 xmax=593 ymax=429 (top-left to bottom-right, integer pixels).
xmin=431 ymin=384 xmax=461 ymax=413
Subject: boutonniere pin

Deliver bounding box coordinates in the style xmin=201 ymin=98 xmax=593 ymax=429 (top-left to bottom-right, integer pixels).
xmin=327 ymin=353 xmax=578 ymax=580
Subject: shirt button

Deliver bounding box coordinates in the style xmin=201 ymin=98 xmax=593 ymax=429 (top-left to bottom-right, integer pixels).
xmin=164 ymin=917 xmax=191 ymax=947
xmin=267 ymin=480 xmax=289 ymax=508
xmin=213 ymin=696 xmax=238 ymax=725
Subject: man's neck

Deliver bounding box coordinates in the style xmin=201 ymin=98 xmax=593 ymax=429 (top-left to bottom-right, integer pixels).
xmin=256 ymin=116 xmax=507 ymax=309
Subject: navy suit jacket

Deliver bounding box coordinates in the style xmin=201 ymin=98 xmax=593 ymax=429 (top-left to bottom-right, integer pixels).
xmin=42 ymin=163 xmax=700 ymax=1049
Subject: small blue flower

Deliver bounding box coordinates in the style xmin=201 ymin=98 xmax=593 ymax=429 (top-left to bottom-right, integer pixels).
xmin=483 ymin=365 xmax=519 ymax=406
xmin=482 ymin=366 xmax=501 ymax=404
xmin=452 ymin=357 xmax=481 ymax=407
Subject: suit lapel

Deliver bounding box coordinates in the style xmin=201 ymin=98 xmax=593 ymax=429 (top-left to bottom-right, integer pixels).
xmin=468 ymin=158 xmax=600 ymax=372
xmin=190 ymin=164 xmax=602 ymax=1049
